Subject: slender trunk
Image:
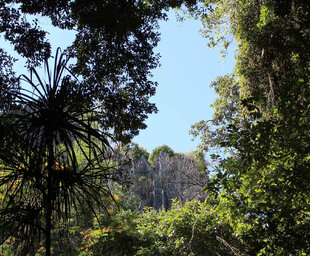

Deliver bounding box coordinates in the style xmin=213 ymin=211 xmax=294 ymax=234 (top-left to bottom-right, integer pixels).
xmin=45 ymin=177 xmax=52 ymax=256
xmin=45 ymin=146 xmax=54 ymax=256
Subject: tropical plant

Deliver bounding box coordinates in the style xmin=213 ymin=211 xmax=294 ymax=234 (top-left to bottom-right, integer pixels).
xmin=0 ymin=49 xmax=122 ymax=255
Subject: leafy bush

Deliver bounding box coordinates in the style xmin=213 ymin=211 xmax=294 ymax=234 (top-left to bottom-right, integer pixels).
xmin=148 ymin=145 xmax=174 ymax=165
xmin=76 ymin=200 xmax=242 ymax=256
xmin=129 ymin=143 xmax=150 ymax=161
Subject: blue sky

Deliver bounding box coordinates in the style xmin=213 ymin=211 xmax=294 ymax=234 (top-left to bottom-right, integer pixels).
xmin=3 ymin=11 xmax=235 ymax=154
xmin=134 ymin=12 xmax=235 ymax=153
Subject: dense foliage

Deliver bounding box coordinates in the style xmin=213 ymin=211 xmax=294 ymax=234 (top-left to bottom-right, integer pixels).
xmin=128 ymin=143 xmax=150 ymax=162
xmin=0 ymin=50 xmax=124 ymax=255
xmin=0 ymin=1 xmax=198 ymax=255
xmin=44 ymin=200 xmax=241 ymax=256
xmin=0 ymin=0 xmax=198 ymax=143
xmin=148 ymin=145 xmax=175 ymax=165
xmin=1 ymin=0 xmax=309 ymax=255
xmin=190 ymin=0 xmax=310 ymax=255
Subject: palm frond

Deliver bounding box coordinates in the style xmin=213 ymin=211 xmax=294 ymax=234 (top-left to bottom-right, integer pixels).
xmin=0 ymin=48 xmax=123 ymax=253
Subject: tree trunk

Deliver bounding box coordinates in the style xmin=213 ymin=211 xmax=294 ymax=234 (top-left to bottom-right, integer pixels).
xmin=45 ymin=179 xmax=52 ymax=256
xmin=45 ymin=146 xmax=54 ymax=256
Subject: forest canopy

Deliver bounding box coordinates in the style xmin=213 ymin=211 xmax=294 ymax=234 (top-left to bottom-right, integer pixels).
xmin=0 ymin=0 xmax=310 ymax=255
xmin=190 ymin=0 xmax=310 ymax=255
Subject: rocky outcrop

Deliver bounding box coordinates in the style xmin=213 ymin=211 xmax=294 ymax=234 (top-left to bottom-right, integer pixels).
xmin=130 ymin=151 xmax=208 ymax=210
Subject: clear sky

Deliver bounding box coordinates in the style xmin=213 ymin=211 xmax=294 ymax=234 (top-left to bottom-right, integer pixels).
xmin=3 ymin=10 xmax=235 ymax=154
xmin=134 ymin=12 xmax=235 ymax=153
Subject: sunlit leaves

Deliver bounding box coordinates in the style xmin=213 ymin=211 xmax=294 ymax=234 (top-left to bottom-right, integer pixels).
xmin=190 ymin=0 xmax=310 ymax=254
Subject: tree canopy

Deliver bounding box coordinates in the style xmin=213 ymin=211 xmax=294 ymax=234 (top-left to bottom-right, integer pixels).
xmin=1 ymin=0 xmax=310 ymax=255
xmin=0 ymin=0 xmax=198 ymax=142
xmin=0 ymin=1 xmax=197 ymax=254
xmin=191 ymin=0 xmax=310 ymax=254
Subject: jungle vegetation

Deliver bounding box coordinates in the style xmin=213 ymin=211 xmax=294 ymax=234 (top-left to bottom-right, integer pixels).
xmin=0 ymin=0 xmax=309 ymax=255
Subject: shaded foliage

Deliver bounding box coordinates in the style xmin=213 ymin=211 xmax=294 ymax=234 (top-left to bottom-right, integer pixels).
xmin=0 ymin=50 xmax=124 ymax=255
xmin=0 ymin=50 xmax=19 ymax=112
xmin=0 ymin=0 xmax=206 ymax=144
xmin=0 ymin=1 xmax=201 ymax=254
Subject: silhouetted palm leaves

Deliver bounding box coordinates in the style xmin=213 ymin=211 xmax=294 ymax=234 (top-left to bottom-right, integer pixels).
xmin=0 ymin=49 xmax=120 ymax=255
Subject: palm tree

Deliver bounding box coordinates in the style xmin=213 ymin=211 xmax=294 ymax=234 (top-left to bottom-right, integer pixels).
xmin=0 ymin=48 xmax=121 ymax=255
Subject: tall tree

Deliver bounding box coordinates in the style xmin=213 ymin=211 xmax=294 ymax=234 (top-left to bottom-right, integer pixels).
xmin=0 ymin=49 xmax=122 ymax=255
xmin=0 ymin=0 xmax=198 ymax=254
xmin=0 ymin=0 xmax=199 ymax=142
xmin=191 ymin=0 xmax=310 ymax=254
xmin=0 ymin=0 xmax=162 ymax=142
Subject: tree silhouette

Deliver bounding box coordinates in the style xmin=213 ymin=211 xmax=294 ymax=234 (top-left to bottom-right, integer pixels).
xmin=0 ymin=1 xmax=201 ymax=254
xmin=0 ymin=49 xmax=122 ymax=255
